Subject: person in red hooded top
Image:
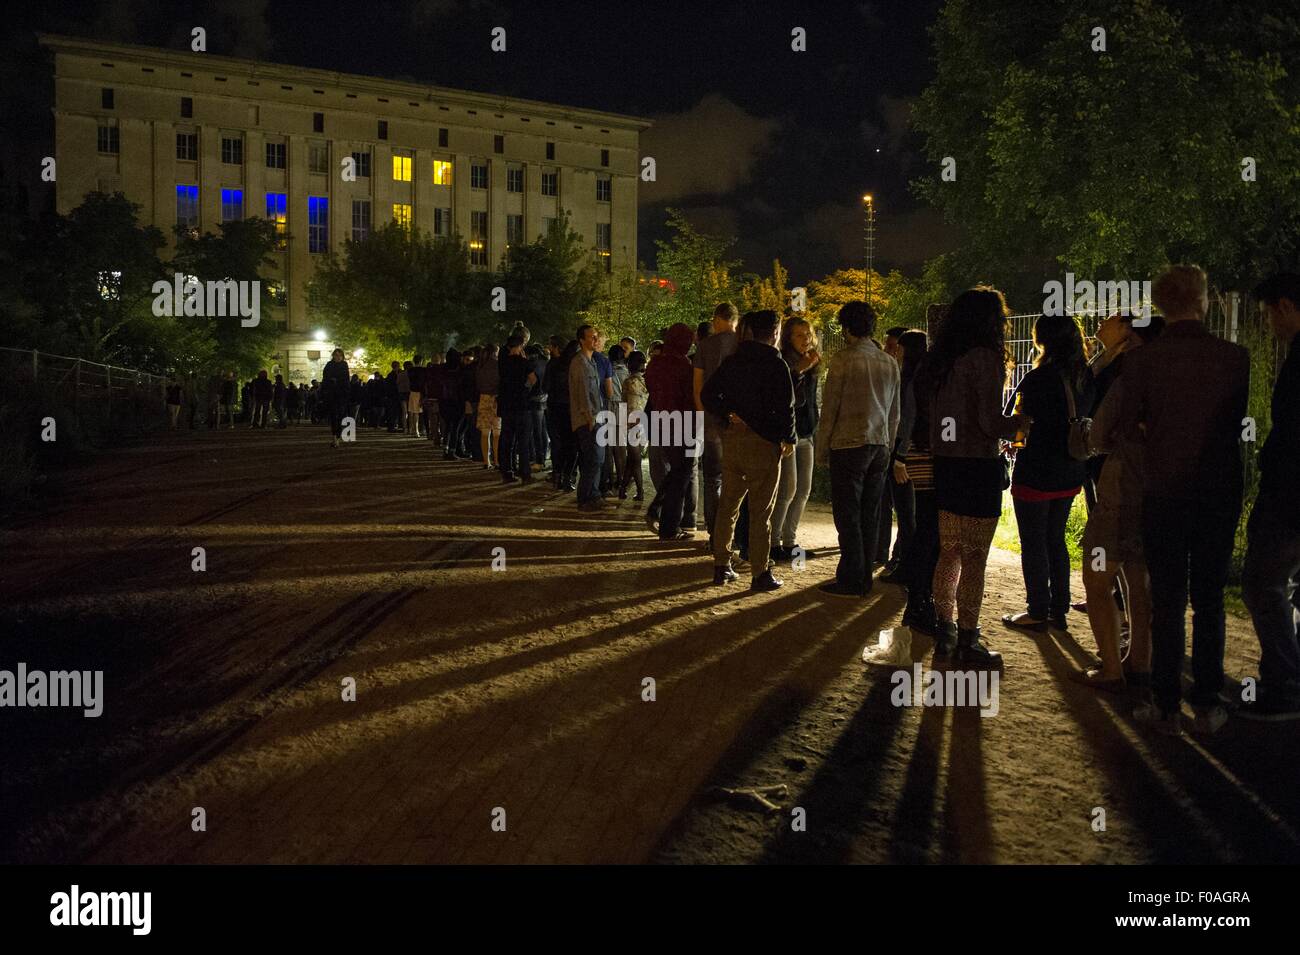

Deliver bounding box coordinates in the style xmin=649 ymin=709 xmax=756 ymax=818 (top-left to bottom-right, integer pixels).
xmin=645 ymin=322 xmax=697 ymax=540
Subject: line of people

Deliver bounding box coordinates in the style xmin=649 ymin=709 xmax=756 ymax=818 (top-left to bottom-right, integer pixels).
xmin=311 ymin=266 xmax=1299 ymax=734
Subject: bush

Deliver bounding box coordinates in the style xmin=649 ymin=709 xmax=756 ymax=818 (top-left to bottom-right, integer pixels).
xmin=0 ymin=373 xmax=167 ymax=519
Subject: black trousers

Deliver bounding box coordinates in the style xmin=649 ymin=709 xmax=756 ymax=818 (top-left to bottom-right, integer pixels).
xmin=547 ymin=406 xmax=576 ymax=485
xmin=658 ymin=446 xmax=696 ymax=538
xmin=830 ymin=444 xmax=891 ymax=592
xmin=1013 ymin=494 xmax=1076 ymax=620
xmin=902 ymin=488 xmax=940 ymax=598
xmin=500 ymin=409 xmax=532 ymax=480
xmin=1143 ymin=497 xmax=1239 ymax=713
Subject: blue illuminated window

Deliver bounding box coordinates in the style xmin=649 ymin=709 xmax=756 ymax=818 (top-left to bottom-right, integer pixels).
xmin=221 ymin=189 xmax=243 ymax=222
xmin=176 ymin=185 xmax=199 ymax=230
xmin=308 ymin=196 xmax=329 ymax=253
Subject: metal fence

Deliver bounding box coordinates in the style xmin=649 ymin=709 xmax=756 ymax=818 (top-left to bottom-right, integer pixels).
xmin=0 ymin=348 xmax=168 ymax=404
xmin=816 ymin=293 xmax=1278 ymax=396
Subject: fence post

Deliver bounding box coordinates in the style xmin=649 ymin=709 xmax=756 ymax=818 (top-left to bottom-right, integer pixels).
xmin=32 ymin=349 xmax=38 ymax=383
xmin=105 ymin=363 xmax=111 ymax=399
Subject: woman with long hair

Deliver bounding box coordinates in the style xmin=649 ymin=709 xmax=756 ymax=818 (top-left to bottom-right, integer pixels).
xmin=1074 ymin=313 xmax=1164 ymax=691
xmin=770 ymin=316 xmax=821 ymax=560
xmin=1002 ymin=313 xmax=1093 ymax=633
xmin=880 ymin=328 xmax=927 ymax=584
xmin=929 ymin=287 xmax=1030 ymax=665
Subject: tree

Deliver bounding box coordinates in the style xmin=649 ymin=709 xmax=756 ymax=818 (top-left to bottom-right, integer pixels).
xmin=14 ymin=192 xmax=169 ymax=366
xmin=582 ymin=266 xmax=674 ymax=350
xmin=737 ymin=259 xmax=790 ymax=313
xmin=496 ymin=213 xmax=602 ymax=342
xmin=912 ymin=0 xmax=1300 ymax=294
xmin=171 ymin=217 xmax=282 ymax=375
xmin=653 ymin=209 xmax=739 ymax=329
xmin=311 ymin=224 xmax=485 ymax=356
xmin=805 ymin=267 xmax=930 ymax=335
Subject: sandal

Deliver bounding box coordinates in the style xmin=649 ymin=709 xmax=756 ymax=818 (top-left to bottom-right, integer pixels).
xmin=1001 ymin=612 xmax=1049 ymax=634
xmin=1069 ymin=666 xmax=1126 ymax=694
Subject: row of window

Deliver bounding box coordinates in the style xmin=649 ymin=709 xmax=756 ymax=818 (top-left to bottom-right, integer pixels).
xmin=139 ymin=129 xmax=596 ymax=199
xmin=97 ymin=89 xmax=613 ymax=165
xmin=175 ymin=185 xmax=610 ymax=262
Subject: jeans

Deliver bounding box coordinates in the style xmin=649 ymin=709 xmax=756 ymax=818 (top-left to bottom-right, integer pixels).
xmin=829 ymin=443 xmax=890 ymax=592
xmin=529 ymin=405 xmax=548 ymax=465
xmin=252 ymin=398 xmax=270 ymax=428
xmin=1142 ymin=497 xmax=1239 ymax=713
xmin=500 ymin=410 xmax=532 ymax=480
xmin=701 ymin=431 xmax=724 ymax=540
xmin=888 ymin=476 xmax=916 ymax=564
xmin=770 ymin=437 xmax=814 ymax=548
xmin=1242 ymin=491 xmax=1300 ymax=704
xmin=575 ymin=425 xmax=605 ymax=505
xmin=1013 ymin=493 xmax=1076 ymax=620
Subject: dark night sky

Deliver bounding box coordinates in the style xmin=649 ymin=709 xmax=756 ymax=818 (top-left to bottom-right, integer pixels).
xmin=3 ymin=0 xmax=953 ymax=284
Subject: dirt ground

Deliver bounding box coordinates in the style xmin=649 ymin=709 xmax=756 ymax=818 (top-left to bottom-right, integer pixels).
xmin=1 ymin=425 xmax=1296 ymax=864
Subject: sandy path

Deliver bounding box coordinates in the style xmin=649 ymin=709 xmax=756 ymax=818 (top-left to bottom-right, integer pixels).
xmin=1 ymin=426 xmax=1295 ymax=864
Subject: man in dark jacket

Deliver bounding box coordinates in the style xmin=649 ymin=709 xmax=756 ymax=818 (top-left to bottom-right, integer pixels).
xmin=273 ymin=373 xmax=287 ymax=428
xmin=1242 ymin=272 xmax=1300 ymax=720
xmin=322 ymin=349 xmax=351 ymax=448
xmin=1121 ymin=265 xmax=1250 ymax=735
xmin=250 ymin=370 xmax=274 ymax=429
xmin=498 ymin=333 xmax=538 ymax=483
xmin=701 ymin=310 xmax=796 ymax=591
xmin=646 ymin=323 xmax=697 ymax=534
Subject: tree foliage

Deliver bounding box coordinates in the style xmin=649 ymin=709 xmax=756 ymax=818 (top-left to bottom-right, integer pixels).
xmin=0 ymin=192 xmax=282 ymax=376
xmin=912 ymin=0 xmax=1300 ymax=292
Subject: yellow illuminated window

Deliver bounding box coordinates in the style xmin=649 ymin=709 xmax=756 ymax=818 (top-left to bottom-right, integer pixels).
xmin=433 ymin=160 xmax=453 ymax=186
xmin=392 ymin=155 xmax=412 ymax=182
xmin=393 ymin=203 xmax=412 ymax=229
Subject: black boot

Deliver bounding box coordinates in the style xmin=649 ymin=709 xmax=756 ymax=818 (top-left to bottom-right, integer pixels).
xmin=957 ymin=626 xmax=1002 ymax=668
xmin=932 ymin=620 xmax=957 ymax=659
xmin=903 ymin=592 xmax=938 ymax=637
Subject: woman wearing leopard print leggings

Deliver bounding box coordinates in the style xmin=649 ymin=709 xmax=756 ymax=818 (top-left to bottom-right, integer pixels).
xmin=927 ymin=288 xmax=1032 ymax=667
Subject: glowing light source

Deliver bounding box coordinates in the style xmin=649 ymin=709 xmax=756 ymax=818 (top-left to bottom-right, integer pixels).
xmin=352 ymin=348 xmax=365 ymax=359
xmin=863 ymin=194 xmax=873 ymax=203
xmin=313 ymin=329 xmax=327 ymax=342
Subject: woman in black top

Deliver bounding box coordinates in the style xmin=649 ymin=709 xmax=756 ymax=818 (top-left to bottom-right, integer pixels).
xmin=321 ymin=349 xmax=350 ymax=448
xmin=1003 ymin=313 xmax=1093 ymax=633
xmin=770 ymin=317 xmax=821 ymax=559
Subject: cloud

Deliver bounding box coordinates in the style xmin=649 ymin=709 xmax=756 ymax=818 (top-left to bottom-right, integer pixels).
xmin=860 ymin=95 xmax=915 ymax=155
xmin=639 ymin=94 xmax=781 ymax=204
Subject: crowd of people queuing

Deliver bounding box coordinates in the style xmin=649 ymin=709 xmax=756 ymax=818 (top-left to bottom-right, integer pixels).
xmin=172 ymin=265 xmax=1299 ymax=734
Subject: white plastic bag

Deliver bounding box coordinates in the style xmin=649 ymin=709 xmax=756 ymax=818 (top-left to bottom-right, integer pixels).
xmin=862 ymin=626 xmax=912 ymax=666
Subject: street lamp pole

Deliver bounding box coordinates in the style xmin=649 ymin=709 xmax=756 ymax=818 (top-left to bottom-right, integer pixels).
xmin=862 ymin=194 xmax=876 ymax=304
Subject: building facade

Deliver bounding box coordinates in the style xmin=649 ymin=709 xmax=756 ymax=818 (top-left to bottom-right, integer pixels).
xmin=40 ymin=34 xmax=649 ymax=380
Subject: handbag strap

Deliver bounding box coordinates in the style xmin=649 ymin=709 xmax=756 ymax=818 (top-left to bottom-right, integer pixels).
xmin=1059 ymin=370 xmax=1078 ymax=420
